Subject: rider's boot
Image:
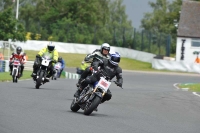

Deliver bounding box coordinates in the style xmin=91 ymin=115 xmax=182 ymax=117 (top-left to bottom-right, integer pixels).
xmin=20 ymin=67 xmax=24 ymax=77
xmin=10 ymin=70 xmax=12 ymax=75
xmin=31 ymin=68 xmax=37 ymax=77
xmin=76 ymin=78 xmax=84 ymax=87
xmin=94 ymin=108 xmax=98 ymax=112
xmin=45 ymin=74 xmax=51 ymax=82
xmin=74 ymin=88 xmax=82 ymax=97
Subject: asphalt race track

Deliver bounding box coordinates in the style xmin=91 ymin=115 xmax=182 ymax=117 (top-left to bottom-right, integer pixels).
xmin=1 ymin=69 xmax=200 ymax=133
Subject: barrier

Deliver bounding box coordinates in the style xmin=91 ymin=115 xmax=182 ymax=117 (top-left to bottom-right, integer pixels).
xmin=65 ymin=71 xmax=80 ymax=79
xmin=0 ymin=60 xmax=5 ymax=72
xmin=152 ymin=58 xmax=200 ymax=73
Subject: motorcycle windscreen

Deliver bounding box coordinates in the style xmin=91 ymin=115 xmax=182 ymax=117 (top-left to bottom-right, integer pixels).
xmin=42 ymin=53 xmax=53 ymax=60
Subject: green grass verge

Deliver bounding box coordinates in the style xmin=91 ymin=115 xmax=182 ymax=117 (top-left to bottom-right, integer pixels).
xmin=178 ymin=83 xmax=200 ymax=92
xmin=0 ymin=70 xmax=66 ymax=82
xmin=0 ymin=50 xmax=195 ymax=82
xmin=0 ymin=70 xmax=32 ymax=82
xmin=25 ymin=50 xmax=155 ymax=71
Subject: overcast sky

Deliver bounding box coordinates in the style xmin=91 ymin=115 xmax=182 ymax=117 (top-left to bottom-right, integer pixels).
xmin=122 ymin=0 xmax=175 ymax=28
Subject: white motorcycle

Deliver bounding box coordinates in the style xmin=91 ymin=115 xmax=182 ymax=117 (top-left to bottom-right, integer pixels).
xmin=52 ymin=62 xmax=62 ymax=80
xmin=11 ymin=59 xmax=21 ymax=83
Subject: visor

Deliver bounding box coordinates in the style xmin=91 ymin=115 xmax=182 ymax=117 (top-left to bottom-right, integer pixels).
xmin=102 ymin=47 xmax=110 ymax=51
xmin=111 ymin=56 xmax=120 ymax=63
xmin=48 ymin=46 xmax=55 ymax=51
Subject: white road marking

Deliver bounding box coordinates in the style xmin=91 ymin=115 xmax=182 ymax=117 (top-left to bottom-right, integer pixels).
xmin=173 ymin=83 xmax=180 ymax=90
xmin=193 ymin=92 xmax=200 ymax=97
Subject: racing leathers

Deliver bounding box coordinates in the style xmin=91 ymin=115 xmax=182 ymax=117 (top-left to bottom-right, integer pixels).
xmin=9 ymin=53 xmax=25 ymax=76
xmin=75 ymin=58 xmax=123 ymax=103
xmin=32 ymin=47 xmax=59 ymax=80
xmin=76 ymin=49 xmax=110 ymax=86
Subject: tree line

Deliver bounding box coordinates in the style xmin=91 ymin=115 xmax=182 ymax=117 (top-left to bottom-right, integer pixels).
xmin=0 ymin=0 xmax=199 ymax=54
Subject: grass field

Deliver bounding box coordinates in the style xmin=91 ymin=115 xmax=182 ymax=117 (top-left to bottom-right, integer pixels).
xmin=25 ymin=50 xmax=154 ymax=71
xmin=0 ymin=70 xmax=66 ymax=82
xmin=0 ymin=50 xmax=193 ymax=82
xmin=0 ymin=71 xmax=32 ymax=82
xmin=178 ymin=83 xmax=200 ymax=92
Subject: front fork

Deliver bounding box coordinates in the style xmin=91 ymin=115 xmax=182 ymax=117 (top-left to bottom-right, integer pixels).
xmin=88 ymin=87 xmax=105 ymax=102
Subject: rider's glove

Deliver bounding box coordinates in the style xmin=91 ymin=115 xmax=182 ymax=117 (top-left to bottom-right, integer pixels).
xmin=115 ymin=81 xmax=122 ymax=87
xmin=52 ymin=60 xmax=57 ymax=63
xmin=36 ymin=54 xmax=41 ymax=58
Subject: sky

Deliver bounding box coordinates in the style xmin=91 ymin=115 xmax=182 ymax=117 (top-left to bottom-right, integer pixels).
xmin=122 ymin=0 xmax=175 ymax=28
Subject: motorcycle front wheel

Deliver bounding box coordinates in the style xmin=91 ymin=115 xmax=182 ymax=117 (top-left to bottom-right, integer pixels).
xmin=12 ymin=69 xmax=17 ymax=83
xmin=35 ymin=71 xmax=44 ymax=89
xmin=84 ymin=96 xmax=101 ymax=115
xmin=70 ymin=98 xmax=80 ymax=112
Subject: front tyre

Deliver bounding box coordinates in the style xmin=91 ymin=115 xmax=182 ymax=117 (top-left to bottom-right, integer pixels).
xmin=35 ymin=71 xmax=44 ymax=89
xmin=84 ymin=96 xmax=101 ymax=115
xmin=70 ymin=98 xmax=80 ymax=112
xmin=12 ymin=69 xmax=17 ymax=83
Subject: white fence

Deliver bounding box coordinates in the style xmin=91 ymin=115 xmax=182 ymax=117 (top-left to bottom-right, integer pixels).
xmin=1 ymin=40 xmax=200 ymax=74
xmin=152 ymin=59 xmax=200 ymax=73
xmin=24 ymin=61 xmax=33 ymax=71
xmin=0 ymin=40 xmax=156 ymax=63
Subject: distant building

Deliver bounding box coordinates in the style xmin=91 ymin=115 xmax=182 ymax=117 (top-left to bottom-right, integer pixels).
xmin=176 ymin=1 xmax=200 ymax=63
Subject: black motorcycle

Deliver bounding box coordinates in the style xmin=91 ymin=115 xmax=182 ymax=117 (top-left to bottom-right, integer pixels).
xmin=34 ymin=55 xmax=53 ymax=89
xmin=70 ymin=71 xmax=122 ymax=115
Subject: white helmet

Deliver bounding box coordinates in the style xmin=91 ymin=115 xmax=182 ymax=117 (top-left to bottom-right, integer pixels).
xmin=47 ymin=41 xmax=55 ymax=52
xmin=100 ymin=43 xmax=110 ymax=54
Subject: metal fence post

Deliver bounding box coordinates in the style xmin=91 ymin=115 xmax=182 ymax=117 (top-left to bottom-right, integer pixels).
xmin=141 ymin=30 xmax=144 ymax=51
xmin=166 ymin=35 xmax=171 ymax=56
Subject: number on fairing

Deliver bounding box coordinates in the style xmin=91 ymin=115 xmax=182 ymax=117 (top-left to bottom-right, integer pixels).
xmin=41 ymin=59 xmax=50 ymax=66
xmin=13 ymin=60 xmax=20 ymax=66
xmin=97 ymin=77 xmax=111 ymax=91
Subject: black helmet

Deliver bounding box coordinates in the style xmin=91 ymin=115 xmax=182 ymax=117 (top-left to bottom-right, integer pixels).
xmin=16 ymin=46 xmax=22 ymax=54
xmin=58 ymin=57 xmax=62 ymax=62
xmin=109 ymin=52 xmax=120 ymax=66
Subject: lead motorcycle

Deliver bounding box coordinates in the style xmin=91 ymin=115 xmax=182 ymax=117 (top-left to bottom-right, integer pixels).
xmin=70 ymin=71 xmax=123 ymax=115
xmin=34 ymin=55 xmax=53 ymax=89
xmin=11 ymin=59 xmax=21 ymax=83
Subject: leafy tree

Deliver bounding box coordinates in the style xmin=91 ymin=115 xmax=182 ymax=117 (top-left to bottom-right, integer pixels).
xmin=0 ymin=7 xmax=26 ymax=41
xmin=0 ymin=0 xmax=134 ymax=48
xmin=141 ymin=0 xmax=182 ymax=54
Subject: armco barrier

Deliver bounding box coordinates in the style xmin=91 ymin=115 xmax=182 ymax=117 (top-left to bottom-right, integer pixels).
xmin=65 ymin=71 xmax=80 ymax=79
xmin=0 ymin=60 xmax=6 ymax=72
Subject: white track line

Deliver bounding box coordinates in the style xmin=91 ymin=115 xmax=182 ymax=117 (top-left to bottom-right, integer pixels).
xmin=173 ymin=83 xmax=180 ymax=90
xmin=174 ymin=83 xmax=200 ymax=98
xmin=193 ymin=92 xmax=200 ymax=97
